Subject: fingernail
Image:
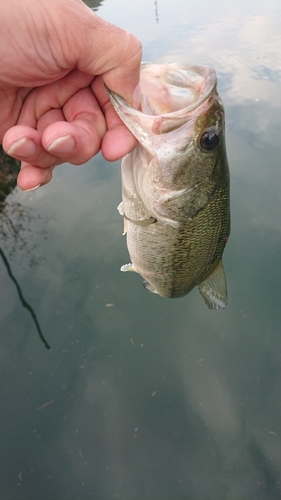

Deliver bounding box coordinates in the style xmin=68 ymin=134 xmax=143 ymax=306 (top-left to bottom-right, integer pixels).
xmin=22 ymin=184 xmax=41 ymax=192
xmin=7 ymin=138 xmax=37 ymax=157
xmin=48 ymin=135 xmax=75 ymax=154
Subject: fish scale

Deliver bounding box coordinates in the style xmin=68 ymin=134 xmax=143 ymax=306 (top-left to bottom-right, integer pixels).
xmin=125 ymin=178 xmax=229 ymax=300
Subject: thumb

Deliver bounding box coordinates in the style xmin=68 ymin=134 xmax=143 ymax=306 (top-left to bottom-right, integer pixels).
xmin=70 ymin=7 xmax=142 ymax=105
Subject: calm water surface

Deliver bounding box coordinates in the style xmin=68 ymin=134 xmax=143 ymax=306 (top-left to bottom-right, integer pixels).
xmin=0 ymin=0 xmax=280 ymax=498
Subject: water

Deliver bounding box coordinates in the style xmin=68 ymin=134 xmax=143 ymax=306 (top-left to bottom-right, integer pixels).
xmin=0 ymin=0 xmax=280 ymax=498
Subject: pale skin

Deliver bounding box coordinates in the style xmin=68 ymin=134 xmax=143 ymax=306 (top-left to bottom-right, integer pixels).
xmin=0 ymin=0 xmax=142 ymax=191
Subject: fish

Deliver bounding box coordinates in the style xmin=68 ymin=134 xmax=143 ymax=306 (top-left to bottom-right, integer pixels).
xmin=107 ymin=63 xmax=230 ymax=309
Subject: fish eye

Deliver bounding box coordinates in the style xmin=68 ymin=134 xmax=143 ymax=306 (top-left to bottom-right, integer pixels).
xmin=199 ymin=126 xmax=220 ymax=152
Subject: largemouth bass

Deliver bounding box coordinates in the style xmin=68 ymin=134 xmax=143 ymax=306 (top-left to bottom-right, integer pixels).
xmin=107 ymin=63 xmax=230 ymax=309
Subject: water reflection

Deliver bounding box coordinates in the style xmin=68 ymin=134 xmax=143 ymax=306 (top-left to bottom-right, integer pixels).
xmin=0 ymin=147 xmax=49 ymax=349
xmin=154 ymin=0 xmax=159 ymax=22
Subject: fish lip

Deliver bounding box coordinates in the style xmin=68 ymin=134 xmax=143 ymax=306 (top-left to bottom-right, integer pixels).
xmin=105 ymin=63 xmax=218 ymax=144
xmin=106 ymin=86 xmax=214 ymax=121
xmin=106 ymin=62 xmax=217 ymax=120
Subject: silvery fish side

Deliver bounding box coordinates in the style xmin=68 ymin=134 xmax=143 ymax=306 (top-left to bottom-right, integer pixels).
xmin=107 ymin=63 xmax=230 ymax=309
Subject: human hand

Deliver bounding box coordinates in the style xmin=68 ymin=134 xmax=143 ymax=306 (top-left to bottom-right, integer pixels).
xmin=0 ymin=0 xmax=141 ymax=190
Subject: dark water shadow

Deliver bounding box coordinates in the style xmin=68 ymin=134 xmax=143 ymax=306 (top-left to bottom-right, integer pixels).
xmin=0 ymin=146 xmax=50 ymax=350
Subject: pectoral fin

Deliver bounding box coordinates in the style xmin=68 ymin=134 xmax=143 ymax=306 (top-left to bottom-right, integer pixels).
xmin=117 ymin=203 xmax=127 ymax=234
xmin=117 ymin=202 xmax=124 ymax=216
xmin=156 ymin=216 xmax=180 ymax=228
xmin=122 ymin=218 xmax=127 ymax=235
xmin=198 ymin=260 xmax=227 ymax=310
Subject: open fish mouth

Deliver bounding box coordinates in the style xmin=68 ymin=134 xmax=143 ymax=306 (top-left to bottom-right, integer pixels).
xmin=107 ymin=63 xmax=218 ymax=137
xmin=107 ymin=63 xmax=217 ymax=114
xmin=138 ymin=63 xmax=217 ymax=115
